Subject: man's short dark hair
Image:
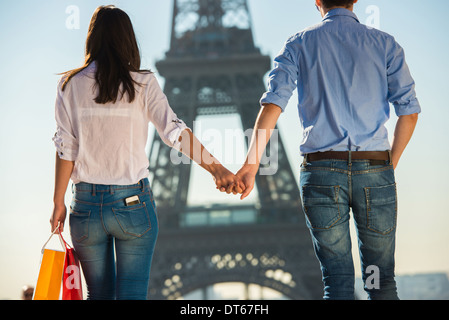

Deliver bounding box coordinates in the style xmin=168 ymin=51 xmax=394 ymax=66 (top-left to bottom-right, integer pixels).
xmin=321 ymin=0 xmax=355 ymax=9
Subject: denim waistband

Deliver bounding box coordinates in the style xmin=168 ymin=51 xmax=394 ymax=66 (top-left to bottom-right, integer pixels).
xmin=73 ymin=178 xmax=150 ymax=195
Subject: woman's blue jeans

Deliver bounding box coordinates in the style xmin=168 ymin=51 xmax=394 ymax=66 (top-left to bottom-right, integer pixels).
xmin=300 ymin=159 xmax=399 ymax=300
xmin=69 ymin=178 xmax=158 ymax=300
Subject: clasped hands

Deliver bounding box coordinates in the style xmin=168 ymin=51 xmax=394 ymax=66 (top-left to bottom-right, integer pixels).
xmin=212 ymin=163 xmax=258 ymax=200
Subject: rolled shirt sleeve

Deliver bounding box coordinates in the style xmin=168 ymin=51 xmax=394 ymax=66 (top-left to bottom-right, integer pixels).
xmin=145 ymin=74 xmax=189 ymax=151
xmin=52 ymin=79 xmax=79 ymax=161
xmin=260 ymin=40 xmax=299 ymax=111
xmin=387 ymin=39 xmax=422 ymax=116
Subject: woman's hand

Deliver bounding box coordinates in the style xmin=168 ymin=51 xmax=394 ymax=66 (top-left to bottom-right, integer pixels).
xmin=50 ymin=203 xmax=67 ymax=233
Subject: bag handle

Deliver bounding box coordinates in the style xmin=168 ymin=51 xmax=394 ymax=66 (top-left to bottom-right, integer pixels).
xmin=41 ymin=222 xmax=67 ymax=254
xmin=58 ymin=229 xmax=73 ymax=251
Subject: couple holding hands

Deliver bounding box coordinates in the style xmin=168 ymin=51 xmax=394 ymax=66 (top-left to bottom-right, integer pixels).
xmin=51 ymin=0 xmax=419 ymax=300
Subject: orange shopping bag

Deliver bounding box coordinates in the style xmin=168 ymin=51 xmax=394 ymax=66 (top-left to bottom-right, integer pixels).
xmin=33 ymin=224 xmax=66 ymax=300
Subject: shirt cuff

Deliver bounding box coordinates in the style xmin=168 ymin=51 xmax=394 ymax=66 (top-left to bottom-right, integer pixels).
xmin=260 ymin=92 xmax=288 ymax=112
xmin=393 ymin=98 xmax=421 ymax=116
xmin=52 ymin=127 xmax=78 ymax=161
xmin=165 ymin=119 xmax=189 ymax=151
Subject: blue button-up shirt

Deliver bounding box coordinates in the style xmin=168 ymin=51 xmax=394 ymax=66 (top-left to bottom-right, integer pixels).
xmin=260 ymin=8 xmax=421 ymax=155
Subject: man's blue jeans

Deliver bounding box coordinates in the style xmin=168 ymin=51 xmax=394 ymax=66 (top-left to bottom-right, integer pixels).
xmin=69 ymin=178 xmax=158 ymax=300
xmin=300 ymin=159 xmax=399 ymax=300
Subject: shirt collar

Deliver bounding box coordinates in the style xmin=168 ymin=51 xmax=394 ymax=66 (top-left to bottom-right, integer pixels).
xmin=322 ymin=8 xmax=360 ymax=23
xmin=87 ymin=60 xmax=96 ymax=69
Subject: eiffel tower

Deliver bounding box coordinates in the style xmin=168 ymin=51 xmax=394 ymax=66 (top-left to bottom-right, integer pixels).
xmin=147 ymin=0 xmax=322 ymax=300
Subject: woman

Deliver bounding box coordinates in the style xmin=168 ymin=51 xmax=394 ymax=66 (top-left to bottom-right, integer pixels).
xmin=50 ymin=5 xmax=243 ymax=300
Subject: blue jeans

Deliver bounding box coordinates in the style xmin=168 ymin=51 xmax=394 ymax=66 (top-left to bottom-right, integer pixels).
xmin=300 ymin=159 xmax=399 ymax=300
xmin=69 ymin=178 xmax=158 ymax=300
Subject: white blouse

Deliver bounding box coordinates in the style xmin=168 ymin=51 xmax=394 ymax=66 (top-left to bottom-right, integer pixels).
xmin=52 ymin=62 xmax=188 ymax=185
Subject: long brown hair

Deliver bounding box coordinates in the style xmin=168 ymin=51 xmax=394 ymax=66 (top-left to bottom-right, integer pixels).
xmin=61 ymin=5 xmax=150 ymax=104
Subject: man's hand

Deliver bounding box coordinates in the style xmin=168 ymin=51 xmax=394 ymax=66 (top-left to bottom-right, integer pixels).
xmin=219 ymin=164 xmax=258 ymax=199
xmin=177 ymin=129 xmax=245 ymax=194
xmin=235 ymin=164 xmax=258 ymax=200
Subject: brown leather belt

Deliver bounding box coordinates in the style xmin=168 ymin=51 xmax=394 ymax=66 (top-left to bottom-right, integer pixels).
xmin=306 ymin=151 xmax=390 ymax=162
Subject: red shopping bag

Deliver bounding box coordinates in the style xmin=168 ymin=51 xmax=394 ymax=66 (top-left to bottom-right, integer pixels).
xmin=60 ymin=232 xmax=83 ymax=300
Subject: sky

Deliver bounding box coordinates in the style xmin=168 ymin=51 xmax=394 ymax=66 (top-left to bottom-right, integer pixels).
xmin=0 ymin=0 xmax=448 ymax=300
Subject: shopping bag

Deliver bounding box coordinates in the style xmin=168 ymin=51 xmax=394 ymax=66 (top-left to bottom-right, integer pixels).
xmin=33 ymin=225 xmax=66 ymax=300
xmin=60 ymin=233 xmax=83 ymax=300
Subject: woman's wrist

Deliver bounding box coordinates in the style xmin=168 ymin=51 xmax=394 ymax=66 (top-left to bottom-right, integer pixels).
xmin=53 ymin=198 xmax=65 ymax=207
xmin=206 ymin=161 xmax=224 ymax=176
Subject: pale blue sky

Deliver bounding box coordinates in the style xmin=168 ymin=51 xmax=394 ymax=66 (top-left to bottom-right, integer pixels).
xmin=0 ymin=0 xmax=448 ymax=299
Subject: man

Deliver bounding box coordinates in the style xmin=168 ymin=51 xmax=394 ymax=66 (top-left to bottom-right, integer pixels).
xmin=230 ymin=0 xmax=420 ymax=299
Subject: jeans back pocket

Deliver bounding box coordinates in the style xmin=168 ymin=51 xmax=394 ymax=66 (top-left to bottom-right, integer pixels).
xmin=112 ymin=203 xmax=152 ymax=237
xmin=301 ymin=185 xmax=341 ymax=229
xmin=364 ymin=183 xmax=397 ymax=235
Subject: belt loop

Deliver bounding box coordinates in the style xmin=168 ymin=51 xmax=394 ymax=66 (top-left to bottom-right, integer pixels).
xmin=388 ymin=150 xmax=392 ymax=165
xmin=92 ymin=184 xmax=96 ymax=196
xmin=140 ymin=179 xmax=145 ymax=192
xmin=348 ymin=151 xmax=352 ymax=165
xmin=110 ymin=185 xmax=114 ymax=195
xmin=302 ymin=154 xmax=308 ymax=166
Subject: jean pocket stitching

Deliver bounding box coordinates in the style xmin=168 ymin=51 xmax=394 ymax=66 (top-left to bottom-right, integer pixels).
xmin=69 ymin=208 xmax=91 ymax=242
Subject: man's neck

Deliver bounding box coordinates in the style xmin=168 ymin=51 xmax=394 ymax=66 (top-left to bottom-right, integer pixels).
xmin=320 ymin=6 xmax=353 ymax=18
